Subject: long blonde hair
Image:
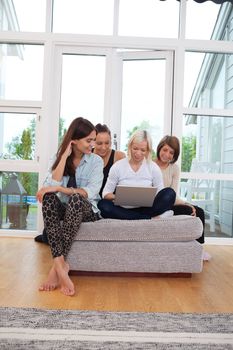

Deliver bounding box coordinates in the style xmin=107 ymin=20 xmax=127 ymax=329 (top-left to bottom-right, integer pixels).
xmin=127 ymin=130 xmax=153 ymax=161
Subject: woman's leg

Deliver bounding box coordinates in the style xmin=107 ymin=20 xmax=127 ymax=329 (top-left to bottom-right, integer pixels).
xmin=137 ymin=188 xmax=176 ymax=217
xmin=42 ymin=192 xmax=66 ymax=257
xmin=98 ymin=199 xmax=151 ymax=220
xmin=39 ymin=193 xmax=66 ymax=292
xmin=62 ymin=193 xmax=98 ymax=258
xmin=40 ymin=192 xmax=98 ymax=296
xmin=194 ymin=205 xmax=205 ymax=244
xmin=172 ymin=204 xmax=205 ymax=244
xmin=56 ymin=193 xmax=98 ymax=296
xmin=98 ymin=188 xmax=176 ymax=220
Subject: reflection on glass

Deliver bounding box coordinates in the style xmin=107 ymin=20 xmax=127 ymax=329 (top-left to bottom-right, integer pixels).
xmin=119 ymin=0 xmax=179 ymax=38
xmin=53 ymin=0 xmax=114 ymax=34
xmin=182 ymin=114 xmax=233 ymax=174
xmin=186 ymin=2 xmax=231 ymax=41
xmin=60 ymin=54 xmax=105 ymax=132
xmin=0 ymin=44 xmax=43 ymax=100
xmin=184 ymin=52 xmax=233 ymax=108
xmin=120 ymin=59 xmax=165 ymax=151
xmin=0 ymin=113 xmax=36 ymax=160
xmin=1 ymin=0 xmax=46 ymax=32
xmin=180 ymin=179 xmax=233 ymax=238
xmin=0 ymin=172 xmax=38 ymax=231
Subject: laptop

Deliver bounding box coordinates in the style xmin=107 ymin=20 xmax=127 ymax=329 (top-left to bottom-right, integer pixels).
xmin=114 ymin=185 xmax=157 ymax=207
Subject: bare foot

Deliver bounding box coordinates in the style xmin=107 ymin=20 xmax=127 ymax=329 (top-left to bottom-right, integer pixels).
xmin=54 ymin=258 xmax=75 ymax=296
xmin=39 ymin=265 xmax=59 ymax=292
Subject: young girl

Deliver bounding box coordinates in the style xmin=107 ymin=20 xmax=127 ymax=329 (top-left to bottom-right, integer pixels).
xmin=98 ymin=130 xmax=175 ymax=220
xmin=36 ymin=117 xmax=103 ymax=296
xmin=155 ymin=135 xmax=211 ymax=260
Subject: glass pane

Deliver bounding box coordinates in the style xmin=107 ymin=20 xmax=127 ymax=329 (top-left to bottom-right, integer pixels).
xmin=120 ymin=59 xmax=166 ymax=152
xmin=119 ymin=0 xmax=179 ymax=38
xmin=53 ymin=0 xmax=114 ymax=35
xmin=184 ymin=52 xmax=233 ymax=108
xmin=180 ymin=179 xmax=233 ymax=238
xmin=0 ymin=44 xmax=43 ymax=100
xmin=186 ymin=2 xmax=232 ymax=41
xmin=60 ymin=54 xmax=105 ymax=132
xmin=0 ymin=113 xmax=36 ymax=160
xmin=182 ymin=114 xmax=233 ymax=174
xmin=0 ymin=0 xmax=46 ymax=32
xmin=0 ymin=171 xmax=38 ymax=231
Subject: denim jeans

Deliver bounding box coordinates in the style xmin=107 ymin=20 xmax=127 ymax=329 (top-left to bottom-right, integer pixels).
xmin=98 ymin=187 xmax=176 ymax=220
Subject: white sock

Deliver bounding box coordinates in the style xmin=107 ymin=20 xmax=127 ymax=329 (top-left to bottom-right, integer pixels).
xmin=157 ymin=210 xmax=174 ymax=219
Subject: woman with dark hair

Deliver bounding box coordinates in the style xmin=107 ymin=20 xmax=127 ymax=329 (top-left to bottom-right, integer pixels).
xmin=98 ymin=130 xmax=175 ymax=220
xmin=36 ymin=117 xmax=103 ymax=296
xmin=93 ymin=123 xmax=125 ymax=197
xmin=155 ymin=135 xmax=211 ymax=260
xmin=34 ymin=122 xmax=125 ymax=244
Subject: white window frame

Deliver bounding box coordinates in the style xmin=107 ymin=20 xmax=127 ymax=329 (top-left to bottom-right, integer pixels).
xmin=0 ymin=103 xmax=42 ymax=236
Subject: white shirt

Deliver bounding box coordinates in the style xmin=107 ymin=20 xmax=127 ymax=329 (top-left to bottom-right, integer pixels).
xmin=102 ymin=158 xmax=164 ymax=198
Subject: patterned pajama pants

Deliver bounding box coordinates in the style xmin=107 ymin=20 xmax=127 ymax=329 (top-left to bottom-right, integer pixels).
xmin=42 ymin=192 xmax=99 ymax=258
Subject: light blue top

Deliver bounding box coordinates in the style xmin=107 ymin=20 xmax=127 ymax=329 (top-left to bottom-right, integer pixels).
xmin=43 ymin=153 xmax=104 ymax=213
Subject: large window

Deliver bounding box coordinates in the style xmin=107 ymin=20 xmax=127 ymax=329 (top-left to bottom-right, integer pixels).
xmin=0 ymin=0 xmax=233 ymax=240
xmin=53 ymin=0 xmax=114 ymax=35
xmin=184 ymin=52 xmax=233 ymax=109
xmin=60 ymin=54 xmax=106 ymax=130
xmin=1 ymin=0 xmax=46 ymax=32
xmin=118 ymin=0 xmax=179 ymax=38
xmin=0 ymin=112 xmax=37 ymax=161
xmin=119 ymin=52 xmax=173 ymax=151
xmin=0 ymin=171 xmax=38 ymax=231
xmin=186 ymin=1 xmax=232 ymax=41
xmin=0 ymin=44 xmax=44 ymax=100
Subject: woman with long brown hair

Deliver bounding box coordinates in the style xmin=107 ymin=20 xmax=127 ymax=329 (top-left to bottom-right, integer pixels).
xmin=36 ymin=117 xmax=103 ymax=296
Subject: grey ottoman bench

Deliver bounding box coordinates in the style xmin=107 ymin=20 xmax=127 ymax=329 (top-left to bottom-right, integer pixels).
xmin=67 ymin=215 xmax=203 ymax=277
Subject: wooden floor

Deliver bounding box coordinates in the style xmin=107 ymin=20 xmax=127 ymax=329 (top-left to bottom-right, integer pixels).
xmin=1 ymin=237 xmax=233 ymax=313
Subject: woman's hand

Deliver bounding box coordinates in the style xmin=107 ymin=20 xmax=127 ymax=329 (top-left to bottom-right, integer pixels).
xmin=36 ymin=186 xmax=59 ymax=203
xmin=61 ymin=140 xmax=74 ymax=160
xmin=186 ymin=203 xmax=196 ymax=216
xmin=104 ymin=193 xmax=115 ymax=201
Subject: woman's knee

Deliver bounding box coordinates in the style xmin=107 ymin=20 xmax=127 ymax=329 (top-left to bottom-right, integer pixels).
xmin=68 ymin=192 xmax=83 ymax=204
xmin=42 ymin=192 xmax=57 ymax=204
xmin=158 ymin=187 xmax=176 ymax=203
xmin=98 ymin=199 xmax=113 ymax=216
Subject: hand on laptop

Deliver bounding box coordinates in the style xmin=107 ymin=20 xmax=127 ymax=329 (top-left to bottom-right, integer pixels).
xmin=103 ymin=193 xmax=116 ymax=201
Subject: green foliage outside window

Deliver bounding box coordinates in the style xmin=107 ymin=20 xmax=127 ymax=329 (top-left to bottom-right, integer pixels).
xmin=181 ymin=135 xmax=196 ymax=172
xmin=4 ymin=118 xmax=66 ymax=195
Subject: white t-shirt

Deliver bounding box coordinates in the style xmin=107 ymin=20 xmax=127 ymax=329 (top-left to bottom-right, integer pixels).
xmin=102 ymin=158 xmax=164 ymax=198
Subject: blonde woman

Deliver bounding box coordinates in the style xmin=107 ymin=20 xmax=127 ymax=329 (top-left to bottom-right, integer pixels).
xmin=98 ymin=130 xmax=175 ymax=220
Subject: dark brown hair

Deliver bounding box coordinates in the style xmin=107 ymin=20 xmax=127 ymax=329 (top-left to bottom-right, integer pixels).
xmin=52 ymin=117 xmax=95 ymax=176
xmin=95 ymin=123 xmax=111 ymax=137
xmin=156 ymin=135 xmax=180 ymax=164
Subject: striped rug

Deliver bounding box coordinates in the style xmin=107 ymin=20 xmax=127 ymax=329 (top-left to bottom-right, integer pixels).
xmin=1 ymin=307 xmax=233 ymax=349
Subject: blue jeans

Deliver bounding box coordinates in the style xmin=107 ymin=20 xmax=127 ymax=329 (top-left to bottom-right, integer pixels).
xmin=98 ymin=187 xmax=176 ymax=220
